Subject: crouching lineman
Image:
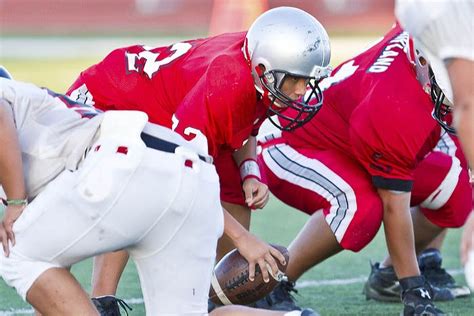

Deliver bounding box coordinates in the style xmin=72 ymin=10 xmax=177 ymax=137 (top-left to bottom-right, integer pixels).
xmin=0 ymin=77 xmax=228 ymax=315
xmin=65 ymin=7 xmax=331 ymax=314
xmin=254 ymin=24 xmax=472 ymax=315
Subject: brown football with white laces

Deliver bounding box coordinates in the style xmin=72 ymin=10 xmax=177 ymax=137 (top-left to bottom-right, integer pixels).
xmin=209 ymin=244 xmax=289 ymax=305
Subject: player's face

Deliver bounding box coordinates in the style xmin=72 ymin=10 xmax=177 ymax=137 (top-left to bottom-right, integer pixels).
xmin=280 ymin=75 xmax=308 ymax=103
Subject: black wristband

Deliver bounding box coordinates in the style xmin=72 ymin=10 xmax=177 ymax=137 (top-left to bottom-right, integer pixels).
xmin=399 ymin=275 xmax=425 ymax=291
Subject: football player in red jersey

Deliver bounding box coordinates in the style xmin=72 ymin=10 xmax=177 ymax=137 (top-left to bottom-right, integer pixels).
xmin=1 ymin=76 xmax=320 ymax=315
xmin=255 ymin=24 xmax=472 ymax=315
xmin=396 ymin=0 xmax=474 ymax=294
xmin=67 ymin=6 xmax=331 ymax=314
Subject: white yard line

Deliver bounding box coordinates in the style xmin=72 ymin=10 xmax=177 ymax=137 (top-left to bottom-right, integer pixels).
xmin=0 ymin=269 xmax=464 ymax=315
xmin=296 ymin=269 xmax=464 ymax=288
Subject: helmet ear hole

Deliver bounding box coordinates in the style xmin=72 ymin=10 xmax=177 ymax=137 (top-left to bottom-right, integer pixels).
xmin=254 ymin=64 xmax=266 ymax=78
xmin=418 ymin=55 xmax=427 ymax=66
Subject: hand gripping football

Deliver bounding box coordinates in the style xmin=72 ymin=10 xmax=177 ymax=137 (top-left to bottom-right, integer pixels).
xmin=209 ymin=244 xmax=289 ymax=305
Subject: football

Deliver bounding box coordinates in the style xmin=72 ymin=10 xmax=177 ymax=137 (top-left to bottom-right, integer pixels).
xmin=209 ymin=244 xmax=289 ymax=305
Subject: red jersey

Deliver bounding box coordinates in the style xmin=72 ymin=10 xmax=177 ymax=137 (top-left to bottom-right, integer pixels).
xmin=282 ymin=25 xmax=441 ymax=191
xmin=67 ymin=32 xmax=267 ymax=157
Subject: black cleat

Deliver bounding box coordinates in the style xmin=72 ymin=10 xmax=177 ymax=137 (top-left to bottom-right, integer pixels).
xmin=252 ymin=280 xmax=302 ymax=311
xmin=419 ymin=248 xmax=471 ymax=298
xmin=400 ymin=276 xmax=446 ymax=316
xmin=363 ymin=261 xmax=454 ymax=302
xmin=91 ymin=295 xmax=132 ymax=316
xmin=402 ymin=287 xmax=446 ymax=316
xmin=363 ymin=262 xmax=401 ymax=302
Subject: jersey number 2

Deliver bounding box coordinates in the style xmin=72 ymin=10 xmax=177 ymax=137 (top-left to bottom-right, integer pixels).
xmin=126 ymin=42 xmax=192 ymax=79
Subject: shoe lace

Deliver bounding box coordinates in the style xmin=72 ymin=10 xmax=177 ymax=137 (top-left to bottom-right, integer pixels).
xmin=115 ymin=298 xmax=133 ymax=316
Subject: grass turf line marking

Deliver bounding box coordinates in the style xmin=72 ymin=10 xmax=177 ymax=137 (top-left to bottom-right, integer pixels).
xmin=0 ymin=269 xmax=465 ymax=314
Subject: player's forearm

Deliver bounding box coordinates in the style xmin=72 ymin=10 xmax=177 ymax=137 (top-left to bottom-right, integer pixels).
xmin=454 ymin=101 xmax=474 ymax=168
xmin=461 ymin=212 xmax=474 ymax=265
xmin=378 ymin=189 xmax=420 ymax=279
xmin=232 ymin=136 xmax=257 ymax=167
xmin=449 ymin=58 xmax=474 ymax=168
xmin=222 ymin=207 xmax=249 ymax=242
xmin=0 ymin=100 xmax=26 ymax=200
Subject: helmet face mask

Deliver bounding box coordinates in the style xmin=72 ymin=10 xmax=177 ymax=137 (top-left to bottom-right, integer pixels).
xmin=429 ymin=68 xmax=455 ymax=134
xmin=411 ymin=41 xmax=455 ymax=134
xmin=258 ymin=69 xmax=324 ymax=131
xmin=244 ymin=7 xmax=331 ymax=131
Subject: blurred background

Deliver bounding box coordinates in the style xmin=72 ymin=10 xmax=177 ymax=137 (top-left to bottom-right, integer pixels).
xmin=1 ymin=0 xmax=395 ymax=36
xmin=1 ymin=0 xmax=395 ymax=58
xmin=1 ymin=0 xmax=397 ymax=90
xmin=2 ymin=1 xmax=474 ymax=315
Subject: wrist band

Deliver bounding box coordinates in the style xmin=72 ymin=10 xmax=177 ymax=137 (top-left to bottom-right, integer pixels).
xmin=2 ymin=198 xmax=28 ymax=206
xmin=239 ymin=158 xmax=261 ymax=182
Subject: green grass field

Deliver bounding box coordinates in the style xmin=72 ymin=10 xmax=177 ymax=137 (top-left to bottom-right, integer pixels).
xmin=0 ymin=58 xmax=473 ymax=315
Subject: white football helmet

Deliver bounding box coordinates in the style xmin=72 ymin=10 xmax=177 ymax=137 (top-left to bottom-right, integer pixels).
xmin=244 ymin=7 xmax=332 ymax=131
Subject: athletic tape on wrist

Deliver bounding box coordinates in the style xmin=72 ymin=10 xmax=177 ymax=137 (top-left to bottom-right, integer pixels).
xmin=2 ymin=198 xmax=28 ymax=206
xmin=239 ymin=159 xmax=261 ymax=182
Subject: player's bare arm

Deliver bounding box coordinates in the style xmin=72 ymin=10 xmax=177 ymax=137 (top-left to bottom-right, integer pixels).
xmin=461 ymin=212 xmax=474 ymax=264
xmin=449 ymin=58 xmax=474 ymax=167
xmin=377 ymin=189 xmax=420 ymax=278
xmin=233 ymin=136 xmax=269 ymax=209
xmin=222 ymin=207 xmax=286 ymax=283
xmin=0 ymin=99 xmax=28 ymax=257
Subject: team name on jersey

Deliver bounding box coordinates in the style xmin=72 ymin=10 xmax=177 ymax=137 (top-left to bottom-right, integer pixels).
xmin=368 ymin=32 xmax=409 ymax=73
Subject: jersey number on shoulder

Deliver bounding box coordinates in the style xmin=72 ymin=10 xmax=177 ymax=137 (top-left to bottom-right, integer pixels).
xmin=126 ymin=42 xmax=192 ymax=79
xmin=319 ymin=60 xmax=359 ymax=92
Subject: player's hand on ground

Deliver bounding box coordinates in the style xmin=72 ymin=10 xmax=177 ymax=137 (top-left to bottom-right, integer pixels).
xmin=0 ymin=204 xmax=25 ymax=257
xmin=242 ymin=178 xmax=269 ymax=209
xmin=233 ymin=231 xmax=286 ymax=283
xmin=461 ymin=212 xmax=474 ymax=265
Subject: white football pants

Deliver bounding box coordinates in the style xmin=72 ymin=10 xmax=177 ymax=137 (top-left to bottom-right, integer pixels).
xmin=0 ymin=124 xmax=223 ymax=315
